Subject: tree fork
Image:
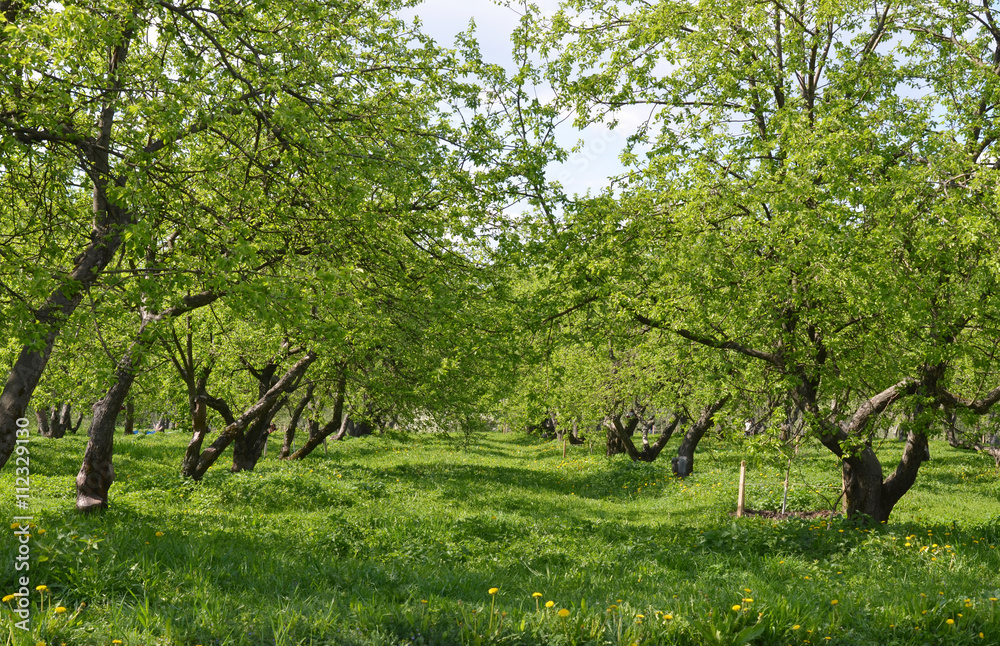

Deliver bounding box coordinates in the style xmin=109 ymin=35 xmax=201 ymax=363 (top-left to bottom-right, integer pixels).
xmin=186 ymin=352 xmax=317 ymax=479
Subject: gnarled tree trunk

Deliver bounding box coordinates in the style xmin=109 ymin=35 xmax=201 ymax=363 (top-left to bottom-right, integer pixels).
xmin=185 ymin=352 xmax=316 ymax=479
xmin=288 ymin=371 xmax=348 ymax=460
xmin=672 ymin=397 xmax=729 ymax=477
xmin=35 ymin=409 xmax=50 ymax=437
xmin=280 ymin=383 xmax=314 ymax=458
xmin=77 ymin=353 xmax=139 ymax=512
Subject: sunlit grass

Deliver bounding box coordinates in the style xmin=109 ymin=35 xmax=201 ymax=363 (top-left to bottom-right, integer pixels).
xmin=2 ymin=430 xmax=999 ymax=644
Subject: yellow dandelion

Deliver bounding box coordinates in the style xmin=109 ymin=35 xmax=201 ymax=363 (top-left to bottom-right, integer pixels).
xmin=830 ymin=600 xmax=838 ymax=605
xmin=545 ymin=600 xmax=554 ymax=608
xmin=793 ymin=625 xmax=801 ymax=630
xmin=732 ymin=605 xmax=742 ymax=611
xmin=946 ymin=619 xmax=955 ymax=625
xmin=35 ymin=585 xmax=48 ymax=592
xmin=664 ymin=614 xmax=673 ymax=621
xmin=558 ymin=608 xmax=570 ymax=618
xmin=155 ymin=532 xmax=165 ymax=537
xmin=532 ymin=592 xmax=542 ymax=598
xmin=2 ymin=594 xmax=16 ymax=603
xmin=636 ymin=614 xmax=645 ymax=619
xmin=743 ymin=598 xmax=753 ymax=603
xmin=112 ymin=642 xmax=123 ymax=645
xmin=488 ymin=587 xmax=498 ymax=595
xmin=55 ymin=606 xmax=66 ymax=613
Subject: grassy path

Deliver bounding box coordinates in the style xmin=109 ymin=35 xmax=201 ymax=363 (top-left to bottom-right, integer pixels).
xmin=3 ymin=431 xmax=999 ymax=645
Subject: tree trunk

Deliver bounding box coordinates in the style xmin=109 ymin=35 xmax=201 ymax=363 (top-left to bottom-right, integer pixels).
xmin=289 ymin=372 xmax=348 ymax=459
xmin=59 ymin=403 xmax=73 ymax=435
xmin=839 ymin=431 xmax=931 ymax=523
xmin=673 ymin=397 xmax=729 ymax=477
xmin=181 ymin=396 xmax=210 ymax=478
xmin=76 ymin=352 xmax=139 ymax=512
xmin=35 ymin=408 xmax=50 ymax=437
xmin=49 ymin=406 xmax=65 ymax=438
xmin=186 ymin=352 xmax=316 ymax=479
xmin=605 ymin=413 xmax=641 ymax=457
xmin=230 ymin=359 xmax=293 ymax=473
xmin=123 ymin=400 xmax=135 ymax=435
xmin=230 ymin=398 xmax=286 ymax=473
xmin=281 ymin=383 xmax=314 ymax=459
xmin=70 ymin=412 xmax=84 ymax=434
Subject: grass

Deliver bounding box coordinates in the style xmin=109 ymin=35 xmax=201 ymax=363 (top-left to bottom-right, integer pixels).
xmin=2 ymin=429 xmax=999 ymax=645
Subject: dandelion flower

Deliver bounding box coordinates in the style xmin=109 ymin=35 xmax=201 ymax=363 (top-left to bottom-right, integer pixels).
xmin=793 ymin=625 xmax=801 ymax=630
xmin=2 ymin=594 xmax=16 ymax=603
xmin=488 ymin=588 xmax=498 ymax=595
xmin=663 ymin=614 xmax=673 ymax=621
xmin=830 ymin=600 xmax=838 ymax=605
xmin=636 ymin=614 xmax=645 ymax=619
xmin=532 ymin=592 xmax=542 ymax=598
xmin=35 ymin=585 xmax=48 ymax=592
xmin=55 ymin=607 xmax=66 ymax=613
xmin=155 ymin=532 xmax=165 ymax=537
xmin=743 ymin=598 xmax=753 ymax=603
xmin=946 ymin=619 xmax=955 ymax=625
xmin=546 ymin=600 xmax=555 ymax=608
xmin=732 ymin=605 xmax=742 ymax=611
xmin=558 ymin=609 xmax=570 ymax=618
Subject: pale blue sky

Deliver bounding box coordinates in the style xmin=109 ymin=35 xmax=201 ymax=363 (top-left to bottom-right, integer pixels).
xmin=401 ymin=0 xmax=629 ymax=199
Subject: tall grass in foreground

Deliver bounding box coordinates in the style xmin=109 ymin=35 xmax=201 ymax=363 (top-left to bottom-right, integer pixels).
xmin=2 ymin=431 xmax=999 ymax=645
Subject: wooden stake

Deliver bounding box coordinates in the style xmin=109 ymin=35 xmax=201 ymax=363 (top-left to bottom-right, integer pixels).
xmin=781 ymin=457 xmax=792 ymax=514
xmin=737 ymin=460 xmax=747 ymax=518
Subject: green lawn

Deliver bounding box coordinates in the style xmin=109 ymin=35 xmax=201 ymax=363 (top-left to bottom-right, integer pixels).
xmin=2 ymin=430 xmax=999 ymax=645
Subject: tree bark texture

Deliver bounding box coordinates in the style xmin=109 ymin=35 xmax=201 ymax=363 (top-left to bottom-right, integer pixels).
xmin=288 ymin=371 xmax=348 ymax=459
xmin=76 ymin=353 xmax=138 ymax=512
xmin=673 ymin=397 xmax=729 ymax=477
xmin=280 ymin=383 xmax=314 ymax=459
xmin=185 ymin=352 xmax=316 ymax=479
xmin=35 ymin=409 xmax=50 ymax=437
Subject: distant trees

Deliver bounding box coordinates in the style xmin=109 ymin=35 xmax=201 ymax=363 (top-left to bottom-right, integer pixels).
xmin=0 ymin=0 xmax=551 ymax=519
xmin=515 ymin=0 xmax=1000 ymax=521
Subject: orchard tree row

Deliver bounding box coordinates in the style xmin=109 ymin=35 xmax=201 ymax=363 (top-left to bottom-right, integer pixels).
xmin=3 ymin=0 xmax=1000 ymax=523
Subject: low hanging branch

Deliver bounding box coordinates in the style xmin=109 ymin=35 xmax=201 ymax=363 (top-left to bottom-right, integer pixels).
xmin=184 ymin=351 xmax=317 ymax=480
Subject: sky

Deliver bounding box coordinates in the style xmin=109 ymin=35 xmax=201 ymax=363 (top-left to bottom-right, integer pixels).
xmin=399 ymin=0 xmax=630 ymax=199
